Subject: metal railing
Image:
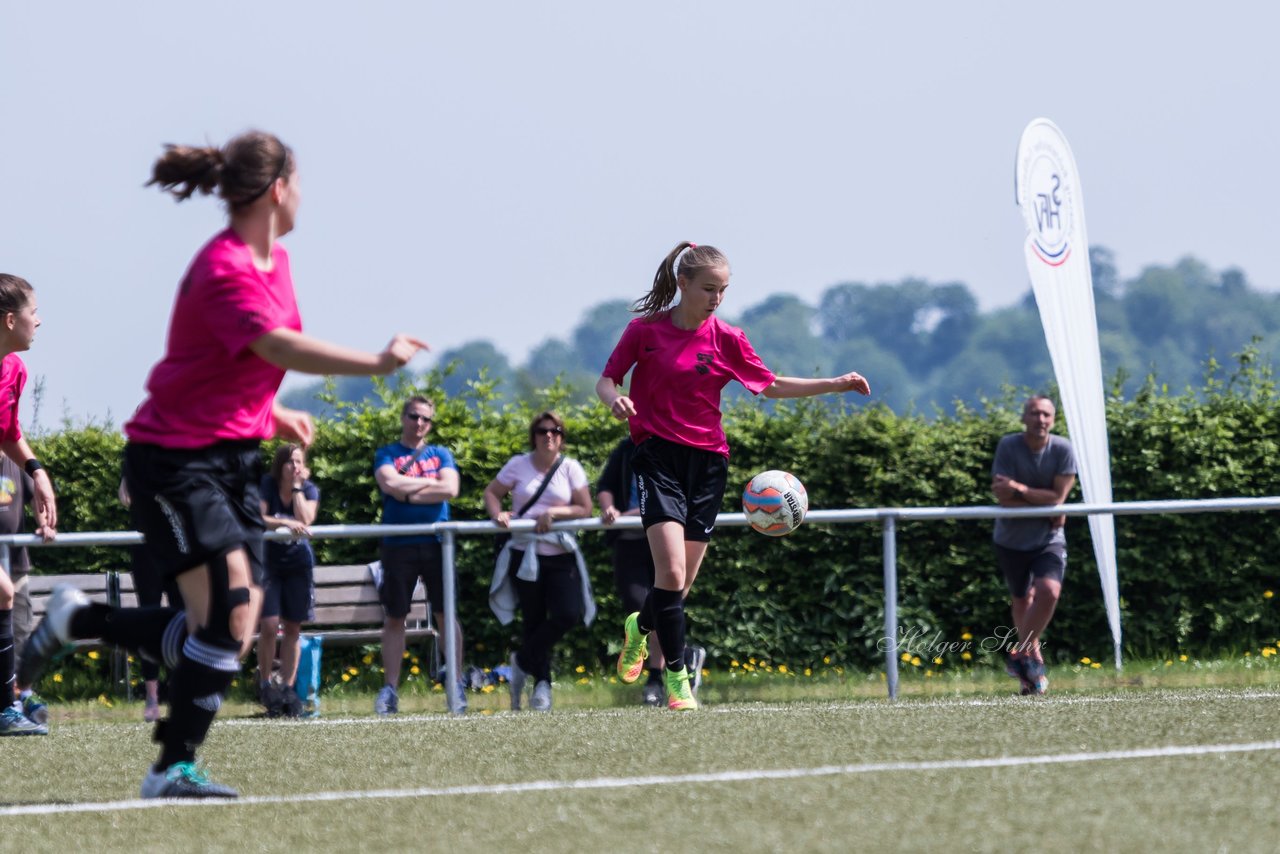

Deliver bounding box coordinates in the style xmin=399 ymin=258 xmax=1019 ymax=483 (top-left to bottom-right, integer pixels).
xmin=5 ymin=494 xmax=1279 ymax=708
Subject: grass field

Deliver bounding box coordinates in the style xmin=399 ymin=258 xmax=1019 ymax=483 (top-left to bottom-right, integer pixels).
xmin=4 ymin=666 xmax=1280 ymax=853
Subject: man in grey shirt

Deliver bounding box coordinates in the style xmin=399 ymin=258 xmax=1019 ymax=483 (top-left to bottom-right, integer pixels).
xmin=991 ymin=395 xmax=1077 ymax=696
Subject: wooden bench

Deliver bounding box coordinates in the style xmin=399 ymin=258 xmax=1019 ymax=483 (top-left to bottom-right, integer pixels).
xmin=24 ymin=564 xmax=438 ymax=678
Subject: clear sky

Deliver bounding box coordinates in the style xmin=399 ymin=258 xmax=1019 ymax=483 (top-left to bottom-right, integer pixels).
xmin=3 ymin=1 xmax=1276 ymax=427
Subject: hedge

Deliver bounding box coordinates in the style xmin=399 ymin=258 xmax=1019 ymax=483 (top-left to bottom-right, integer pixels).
xmin=27 ymin=352 xmax=1280 ymax=675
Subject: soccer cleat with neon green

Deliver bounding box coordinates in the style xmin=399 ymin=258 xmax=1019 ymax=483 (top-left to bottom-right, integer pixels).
xmin=616 ymin=612 xmax=648 ymax=684
xmin=664 ymin=667 xmax=698 ymax=711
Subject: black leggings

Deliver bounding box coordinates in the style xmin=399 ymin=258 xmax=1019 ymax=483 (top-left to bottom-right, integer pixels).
xmin=611 ymin=536 xmax=655 ymax=615
xmin=130 ymin=546 xmax=184 ymax=683
xmin=511 ymin=550 xmax=583 ymax=683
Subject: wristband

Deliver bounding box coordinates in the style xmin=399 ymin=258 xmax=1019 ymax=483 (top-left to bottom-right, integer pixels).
xmin=292 ymin=487 xmax=304 ymax=493
xmin=24 ymin=458 xmax=43 ymax=476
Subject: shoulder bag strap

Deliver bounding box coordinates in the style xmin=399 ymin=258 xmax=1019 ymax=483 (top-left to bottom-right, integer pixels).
xmin=516 ymin=454 xmax=565 ymax=518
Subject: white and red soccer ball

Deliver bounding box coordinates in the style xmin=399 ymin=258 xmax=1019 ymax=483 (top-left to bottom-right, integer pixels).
xmin=742 ymin=470 xmax=808 ymax=537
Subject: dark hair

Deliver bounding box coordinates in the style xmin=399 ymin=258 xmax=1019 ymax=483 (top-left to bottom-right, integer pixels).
xmin=1023 ymin=395 xmax=1056 ymax=415
xmin=0 ymin=274 xmax=33 ymax=316
xmin=148 ymin=130 xmax=294 ymax=208
xmin=632 ymin=242 xmax=730 ymax=317
xmin=528 ymin=410 xmax=565 ymax=449
xmin=401 ymin=395 xmax=435 ymax=417
xmin=270 ymin=443 xmax=305 ymax=483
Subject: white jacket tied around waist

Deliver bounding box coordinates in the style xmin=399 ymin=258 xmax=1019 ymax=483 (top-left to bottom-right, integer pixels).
xmin=488 ymin=531 xmax=597 ymax=627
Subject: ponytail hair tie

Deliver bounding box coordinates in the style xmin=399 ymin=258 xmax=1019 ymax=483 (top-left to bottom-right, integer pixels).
xmin=689 ymin=243 xmax=698 ymax=249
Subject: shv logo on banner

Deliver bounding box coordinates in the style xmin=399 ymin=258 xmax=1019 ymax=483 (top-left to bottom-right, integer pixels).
xmin=1014 ymin=118 xmax=1122 ymax=668
xmin=1021 ymin=138 xmax=1075 ymax=266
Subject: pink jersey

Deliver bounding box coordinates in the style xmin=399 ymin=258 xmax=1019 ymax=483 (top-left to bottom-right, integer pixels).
xmin=602 ymin=313 xmax=775 ymax=457
xmin=0 ymin=353 xmax=27 ymax=443
xmin=125 ymin=229 xmax=302 ymax=448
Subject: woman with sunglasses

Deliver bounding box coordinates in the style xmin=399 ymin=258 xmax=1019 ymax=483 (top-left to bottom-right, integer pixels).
xmin=483 ymin=411 xmax=594 ymax=711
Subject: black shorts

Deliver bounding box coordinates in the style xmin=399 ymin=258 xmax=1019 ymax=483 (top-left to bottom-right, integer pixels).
xmin=123 ymin=440 xmax=266 ymax=586
xmin=261 ymin=561 xmax=315 ymax=623
xmin=632 ymin=437 xmax=729 ymax=543
xmin=379 ymin=541 xmax=443 ymax=619
xmin=995 ymin=541 xmax=1067 ymax=599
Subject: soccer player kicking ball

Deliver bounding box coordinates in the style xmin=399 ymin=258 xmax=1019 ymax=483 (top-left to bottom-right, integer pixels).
xmin=596 ymin=242 xmax=870 ymax=711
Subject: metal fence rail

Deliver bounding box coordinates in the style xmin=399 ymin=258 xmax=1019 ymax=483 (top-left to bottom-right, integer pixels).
xmin=5 ymin=494 xmax=1279 ymax=708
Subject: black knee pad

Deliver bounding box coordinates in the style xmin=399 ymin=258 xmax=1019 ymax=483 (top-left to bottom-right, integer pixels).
xmin=203 ymin=552 xmax=253 ymax=648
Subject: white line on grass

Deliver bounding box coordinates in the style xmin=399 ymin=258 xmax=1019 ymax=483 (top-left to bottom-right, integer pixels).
xmin=207 ymin=688 xmax=1280 ymax=729
xmin=4 ymin=738 xmax=1278 ymax=817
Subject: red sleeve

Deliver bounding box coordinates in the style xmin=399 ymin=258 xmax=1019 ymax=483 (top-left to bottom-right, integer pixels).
xmin=602 ymin=318 xmax=642 ymax=384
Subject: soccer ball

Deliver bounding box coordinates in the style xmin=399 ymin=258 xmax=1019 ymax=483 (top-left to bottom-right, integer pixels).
xmin=742 ymin=470 xmax=808 ymax=537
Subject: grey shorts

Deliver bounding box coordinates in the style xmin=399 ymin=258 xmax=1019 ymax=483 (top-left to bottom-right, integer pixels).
xmin=995 ymin=541 xmax=1066 ymax=599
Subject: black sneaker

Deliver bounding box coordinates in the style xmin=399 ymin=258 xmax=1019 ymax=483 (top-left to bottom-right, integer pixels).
xmin=640 ymin=681 xmax=664 ymax=707
xmin=281 ymin=688 xmax=304 ymax=718
xmin=140 ymin=762 xmax=238 ymax=799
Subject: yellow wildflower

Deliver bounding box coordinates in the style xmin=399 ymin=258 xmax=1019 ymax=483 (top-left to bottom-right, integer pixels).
xmin=87 ymin=650 xmax=100 ymax=661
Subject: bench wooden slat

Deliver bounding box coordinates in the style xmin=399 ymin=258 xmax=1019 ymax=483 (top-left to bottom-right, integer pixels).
xmin=28 ymin=565 xmax=437 ymax=642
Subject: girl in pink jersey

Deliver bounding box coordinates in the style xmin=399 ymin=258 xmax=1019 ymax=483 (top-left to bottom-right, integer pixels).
xmin=19 ymin=131 xmax=427 ymax=797
xmin=0 ymin=274 xmax=56 ymax=736
xmin=597 ymin=242 xmax=870 ymax=710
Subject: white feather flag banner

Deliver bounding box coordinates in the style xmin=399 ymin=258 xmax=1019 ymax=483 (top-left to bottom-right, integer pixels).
xmin=1014 ymin=118 xmax=1122 ymax=668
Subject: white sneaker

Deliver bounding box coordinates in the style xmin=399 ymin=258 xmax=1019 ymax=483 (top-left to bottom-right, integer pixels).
xmin=17 ymin=584 xmax=89 ymax=686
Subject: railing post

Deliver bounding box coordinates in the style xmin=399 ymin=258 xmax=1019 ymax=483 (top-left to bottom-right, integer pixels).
xmin=440 ymin=528 xmax=462 ymax=715
xmin=883 ymin=514 xmax=899 ymax=701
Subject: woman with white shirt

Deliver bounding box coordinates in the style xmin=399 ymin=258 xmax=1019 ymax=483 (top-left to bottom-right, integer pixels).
xmin=483 ymin=411 xmax=594 ymax=712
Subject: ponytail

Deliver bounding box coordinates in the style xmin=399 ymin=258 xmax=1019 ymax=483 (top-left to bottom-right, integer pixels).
xmin=148 ymin=130 xmax=293 ymax=208
xmin=631 ymin=242 xmax=730 ymax=317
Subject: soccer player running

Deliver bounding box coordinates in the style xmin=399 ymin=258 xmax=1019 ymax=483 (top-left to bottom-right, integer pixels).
xmin=0 ymin=274 xmax=57 ymax=737
xmin=18 ymin=131 xmax=427 ymax=797
xmin=596 ymin=242 xmax=870 ymax=711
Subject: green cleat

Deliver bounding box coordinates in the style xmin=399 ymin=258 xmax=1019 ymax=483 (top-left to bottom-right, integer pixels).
xmin=616 ymin=612 xmax=649 ymax=684
xmin=664 ymin=667 xmax=698 ymax=712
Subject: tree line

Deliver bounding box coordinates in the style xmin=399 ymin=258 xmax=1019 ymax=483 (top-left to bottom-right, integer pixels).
xmin=282 ymin=247 xmax=1278 ymax=415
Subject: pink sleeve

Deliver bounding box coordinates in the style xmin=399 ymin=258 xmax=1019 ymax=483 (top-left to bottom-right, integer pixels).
xmin=727 ymin=328 xmax=776 ymax=395
xmin=602 ymin=319 xmax=641 ymax=384
xmin=0 ymin=356 xmax=26 ymax=443
xmin=198 ymin=261 xmax=290 ymax=358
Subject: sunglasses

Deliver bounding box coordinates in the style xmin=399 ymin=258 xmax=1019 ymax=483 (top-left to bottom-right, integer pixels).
xmin=404 ymin=414 xmax=433 ymax=424
xmin=534 ymin=427 xmax=563 ymax=436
